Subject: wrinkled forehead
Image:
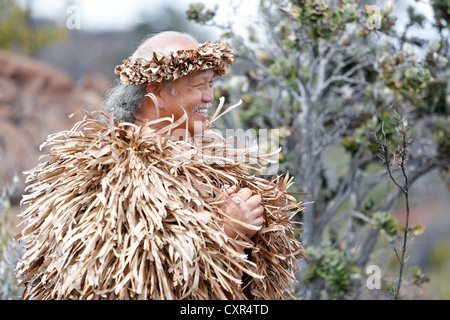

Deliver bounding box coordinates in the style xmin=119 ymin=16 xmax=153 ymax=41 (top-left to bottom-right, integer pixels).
xmin=171 ymin=69 xmax=214 ymax=88
xmin=188 ymin=69 xmax=215 ymax=81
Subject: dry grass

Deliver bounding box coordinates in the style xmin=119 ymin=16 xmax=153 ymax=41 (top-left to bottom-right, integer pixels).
xmin=15 ymin=103 xmax=306 ymax=300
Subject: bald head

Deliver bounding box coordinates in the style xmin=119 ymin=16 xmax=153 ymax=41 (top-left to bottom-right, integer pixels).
xmin=132 ymin=31 xmax=200 ymax=61
xmin=101 ymin=31 xmax=208 ymax=124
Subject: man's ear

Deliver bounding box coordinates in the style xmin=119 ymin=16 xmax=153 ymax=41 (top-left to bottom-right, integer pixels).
xmin=145 ymin=83 xmax=162 ymax=98
xmin=145 ymin=83 xmax=164 ymax=110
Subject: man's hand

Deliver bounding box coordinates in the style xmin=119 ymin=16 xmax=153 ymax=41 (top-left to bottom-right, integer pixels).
xmin=219 ymin=186 xmax=265 ymax=239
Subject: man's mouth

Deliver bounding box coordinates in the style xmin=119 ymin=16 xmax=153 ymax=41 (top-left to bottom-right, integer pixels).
xmin=193 ymin=103 xmax=211 ymax=116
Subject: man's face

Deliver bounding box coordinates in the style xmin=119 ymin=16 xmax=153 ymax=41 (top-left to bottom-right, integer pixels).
xmin=157 ymin=69 xmax=215 ymax=137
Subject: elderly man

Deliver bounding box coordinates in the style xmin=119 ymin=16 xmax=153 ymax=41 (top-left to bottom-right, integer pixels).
xmin=15 ymin=31 xmax=304 ymax=300
xmin=104 ymin=31 xmax=264 ymax=240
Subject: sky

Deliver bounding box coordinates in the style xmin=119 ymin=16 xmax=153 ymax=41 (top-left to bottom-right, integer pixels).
xmin=16 ymin=0 xmax=440 ymax=53
xmin=18 ymin=0 xmax=260 ymax=34
xmin=20 ymin=0 xmax=437 ymax=30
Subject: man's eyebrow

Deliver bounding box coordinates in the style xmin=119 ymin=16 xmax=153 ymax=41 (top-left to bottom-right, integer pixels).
xmin=190 ymin=76 xmax=214 ymax=84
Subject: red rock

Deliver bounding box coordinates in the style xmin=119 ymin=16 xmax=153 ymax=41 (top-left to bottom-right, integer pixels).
xmin=0 ymin=50 xmax=110 ymax=205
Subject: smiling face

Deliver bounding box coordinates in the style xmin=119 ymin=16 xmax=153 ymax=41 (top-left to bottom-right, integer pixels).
xmin=131 ymin=33 xmax=219 ymax=137
xmin=137 ymin=69 xmax=215 ymax=137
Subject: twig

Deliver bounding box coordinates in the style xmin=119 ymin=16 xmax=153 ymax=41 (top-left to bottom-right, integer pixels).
xmin=393 ymin=118 xmax=410 ymax=300
xmin=373 ymin=111 xmax=411 ymax=300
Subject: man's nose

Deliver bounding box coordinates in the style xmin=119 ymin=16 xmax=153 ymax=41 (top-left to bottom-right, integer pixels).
xmin=202 ymin=86 xmax=214 ymax=102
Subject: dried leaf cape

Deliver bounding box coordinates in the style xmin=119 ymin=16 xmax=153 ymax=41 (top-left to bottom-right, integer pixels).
xmin=15 ymin=100 xmax=306 ymax=300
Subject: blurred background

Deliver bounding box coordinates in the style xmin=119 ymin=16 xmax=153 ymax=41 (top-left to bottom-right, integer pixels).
xmin=0 ymin=0 xmax=449 ymax=300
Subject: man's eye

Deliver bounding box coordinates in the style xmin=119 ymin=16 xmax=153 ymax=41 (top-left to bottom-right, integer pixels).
xmin=191 ymin=81 xmax=214 ymax=88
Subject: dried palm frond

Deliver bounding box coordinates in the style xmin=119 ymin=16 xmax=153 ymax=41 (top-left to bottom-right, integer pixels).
xmin=15 ymin=101 xmax=306 ymax=300
xmin=115 ymin=41 xmax=233 ymax=85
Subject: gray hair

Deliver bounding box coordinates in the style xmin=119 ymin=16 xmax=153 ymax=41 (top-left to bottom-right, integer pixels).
xmin=100 ymin=81 xmax=146 ymax=123
xmin=101 ymin=31 xmax=198 ymax=123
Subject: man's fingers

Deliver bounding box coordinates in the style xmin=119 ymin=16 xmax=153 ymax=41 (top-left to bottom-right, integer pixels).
xmin=246 ymin=194 xmax=262 ymax=209
xmin=218 ymin=185 xmax=238 ymax=201
xmin=251 ymin=205 xmax=264 ymax=217
xmin=230 ymin=192 xmax=263 ymax=212
xmin=254 ymin=216 xmax=265 ymax=227
xmin=226 ymin=185 xmax=238 ymax=196
xmin=232 ymin=187 xmax=252 ymax=201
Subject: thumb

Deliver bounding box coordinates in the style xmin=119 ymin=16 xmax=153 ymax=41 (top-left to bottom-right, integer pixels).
xmin=225 ymin=185 xmax=238 ymax=196
xmin=217 ymin=185 xmax=238 ymax=201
